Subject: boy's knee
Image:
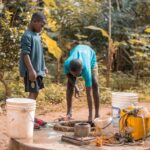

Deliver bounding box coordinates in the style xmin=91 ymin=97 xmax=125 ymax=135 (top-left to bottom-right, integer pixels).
xmin=93 ymin=85 xmax=99 ymax=92
xmin=29 ymin=92 xmax=39 ymax=99
xmin=67 ymin=85 xmax=74 ymax=92
xmin=92 ymin=79 xmax=99 ymax=89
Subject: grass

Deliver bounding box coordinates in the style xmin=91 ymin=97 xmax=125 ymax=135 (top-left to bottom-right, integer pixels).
xmin=0 ymin=71 xmax=150 ymax=113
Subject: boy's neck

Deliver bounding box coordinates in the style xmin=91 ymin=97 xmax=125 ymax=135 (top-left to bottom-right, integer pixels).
xmin=28 ymin=24 xmax=36 ymax=33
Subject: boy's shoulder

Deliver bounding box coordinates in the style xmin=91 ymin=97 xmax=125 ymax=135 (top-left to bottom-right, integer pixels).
xmin=22 ymin=30 xmax=32 ymax=37
xmin=74 ymin=44 xmax=93 ymax=50
xmin=22 ymin=30 xmax=38 ymax=39
xmin=21 ymin=30 xmax=33 ymax=41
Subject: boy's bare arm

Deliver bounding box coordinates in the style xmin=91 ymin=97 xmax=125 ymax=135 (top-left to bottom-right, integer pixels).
xmin=23 ymin=54 xmax=37 ymax=81
xmin=67 ymin=74 xmax=80 ymax=97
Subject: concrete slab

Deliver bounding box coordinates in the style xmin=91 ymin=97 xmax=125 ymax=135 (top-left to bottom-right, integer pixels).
xmin=8 ymin=128 xmax=150 ymax=150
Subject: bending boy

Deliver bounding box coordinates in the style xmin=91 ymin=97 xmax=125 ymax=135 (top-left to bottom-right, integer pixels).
xmin=64 ymin=42 xmax=100 ymax=123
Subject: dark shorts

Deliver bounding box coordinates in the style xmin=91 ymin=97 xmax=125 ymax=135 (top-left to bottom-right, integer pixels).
xmin=24 ymin=73 xmax=44 ymax=93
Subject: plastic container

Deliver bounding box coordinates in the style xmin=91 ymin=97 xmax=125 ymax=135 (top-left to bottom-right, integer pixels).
xmin=6 ymin=98 xmax=36 ymax=139
xmin=112 ymin=92 xmax=138 ymax=127
xmin=120 ymin=109 xmax=150 ymax=140
xmin=94 ymin=117 xmax=113 ymax=135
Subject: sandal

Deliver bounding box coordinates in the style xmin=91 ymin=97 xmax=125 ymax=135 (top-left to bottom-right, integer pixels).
xmin=35 ymin=118 xmax=47 ymax=127
xmin=34 ymin=122 xmax=40 ymax=130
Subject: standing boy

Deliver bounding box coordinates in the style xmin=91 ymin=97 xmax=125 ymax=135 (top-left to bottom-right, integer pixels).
xmin=19 ymin=12 xmax=48 ymax=129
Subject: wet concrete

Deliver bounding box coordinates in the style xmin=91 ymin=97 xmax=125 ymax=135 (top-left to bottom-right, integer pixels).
xmin=8 ymin=102 xmax=150 ymax=150
xmin=8 ymin=126 xmax=150 ymax=150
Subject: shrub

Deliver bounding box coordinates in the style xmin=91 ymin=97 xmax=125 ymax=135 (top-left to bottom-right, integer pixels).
xmin=38 ymin=83 xmax=66 ymax=104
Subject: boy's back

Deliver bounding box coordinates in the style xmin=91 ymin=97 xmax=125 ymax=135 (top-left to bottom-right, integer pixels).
xmin=64 ymin=44 xmax=97 ymax=87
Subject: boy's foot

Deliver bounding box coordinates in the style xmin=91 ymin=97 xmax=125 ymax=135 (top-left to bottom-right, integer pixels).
xmin=34 ymin=123 xmax=40 ymax=129
xmin=35 ymin=118 xmax=47 ymax=127
xmin=87 ymin=121 xmax=95 ymax=127
xmin=58 ymin=115 xmax=73 ymax=121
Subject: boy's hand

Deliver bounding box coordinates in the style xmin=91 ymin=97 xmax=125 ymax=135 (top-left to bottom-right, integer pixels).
xmin=74 ymin=85 xmax=80 ymax=98
xmin=29 ymin=69 xmax=37 ymax=81
xmin=45 ymin=67 xmax=48 ymax=75
xmin=23 ymin=54 xmax=37 ymax=81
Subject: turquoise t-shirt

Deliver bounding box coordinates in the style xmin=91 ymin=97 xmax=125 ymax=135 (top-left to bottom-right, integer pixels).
xmin=64 ymin=44 xmax=97 ymax=87
xmin=19 ymin=30 xmax=45 ymax=77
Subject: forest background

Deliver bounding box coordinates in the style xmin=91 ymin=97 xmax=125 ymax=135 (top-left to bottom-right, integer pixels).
xmin=0 ymin=0 xmax=150 ymax=111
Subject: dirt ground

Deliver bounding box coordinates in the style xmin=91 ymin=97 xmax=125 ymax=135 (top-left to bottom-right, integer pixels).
xmin=0 ymin=102 xmax=150 ymax=150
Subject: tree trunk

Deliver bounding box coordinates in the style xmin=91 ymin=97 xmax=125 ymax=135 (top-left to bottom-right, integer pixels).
xmin=0 ymin=72 xmax=11 ymax=98
xmin=116 ymin=0 xmax=120 ymax=11
xmin=56 ymin=60 xmax=60 ymax=83
xmin=106 ymin=0 xmax=112 ymax=88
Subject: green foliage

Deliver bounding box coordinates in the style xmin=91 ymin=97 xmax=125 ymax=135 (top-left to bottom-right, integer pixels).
xmin=100 ymin=87 xmax=112 ymax=104
xmin=0 ymin=70 xmax=66 ymax=104
xmin=111 ymin=72 xmax=137 ymax=90
xmin=0 ymin=0 xmax=36 ymax=71
xmin=0 ymin=0 xmax=150 ymax=106
xmin=98 ymin=62 xmax=111 ymax=103
xmin=52 ymin=0 xmax=101 ymax=39
xmin=0 ymin=0 xmax=62 ymax=98
xmin=0 ymin=11 xmax=19 ymax=70
xmin=38 ymin=83 xmax=66 ymax=104
xmin=0 ymin=82 xmax=5 ymax=100
xmin=135 ymin=82 xmax=150 ymax=102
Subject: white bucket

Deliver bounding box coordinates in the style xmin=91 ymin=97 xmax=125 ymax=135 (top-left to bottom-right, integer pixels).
xmin=6 ymin=98 xmax=36 ymax=139
xmin=112 ymin=92 xmax=138 ymax=127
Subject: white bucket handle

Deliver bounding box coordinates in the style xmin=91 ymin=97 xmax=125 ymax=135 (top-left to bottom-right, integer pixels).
xmin=8 ymin=108 xmax=34 ymax=124
xmin=22 ymin=108 xmax=34 ymax=123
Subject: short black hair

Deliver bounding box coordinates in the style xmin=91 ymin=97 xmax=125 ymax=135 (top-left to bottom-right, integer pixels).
xmin=70 ymin=59 xmax=82 ymax=72
xmin=31 ymin=12 xmax=46 ymax=22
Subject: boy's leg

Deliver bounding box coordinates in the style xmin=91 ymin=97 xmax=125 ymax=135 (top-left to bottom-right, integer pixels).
xmin=66 ymin=74 xmax=76 ymax=117
xmin=92 ymin=65 xmax=100 ymax=118
xmin=86 ymin=87 xmax=93 ymax=122
xmin=24 ymin=75 xmax=45 ymax=128
xmin=28 ymin=92 xmax=38 ymax=100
